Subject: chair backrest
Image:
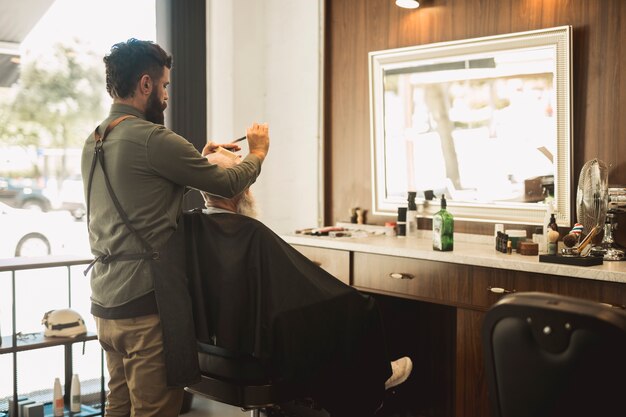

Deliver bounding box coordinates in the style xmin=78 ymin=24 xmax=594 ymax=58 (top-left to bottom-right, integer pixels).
xmin=482 ymin=292 xmax=626 ymax=417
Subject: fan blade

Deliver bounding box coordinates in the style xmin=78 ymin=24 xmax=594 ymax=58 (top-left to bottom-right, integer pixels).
xmin=576 ymin=158 xmax=609 ymax=236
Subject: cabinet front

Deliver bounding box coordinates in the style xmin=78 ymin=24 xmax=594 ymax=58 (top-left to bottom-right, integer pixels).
xmin=291 ymin=245 xmax=350 ymax=285
xmin=352 ymin=252 xmax=529 ymax=311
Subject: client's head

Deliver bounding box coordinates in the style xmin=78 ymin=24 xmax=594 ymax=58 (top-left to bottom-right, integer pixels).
xmin=202 ymin=148 xmax=258 ymax=218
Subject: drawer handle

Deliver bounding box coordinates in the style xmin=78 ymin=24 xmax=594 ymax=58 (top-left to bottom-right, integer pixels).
xmin=600 ymin=302 xmax=626 ymax=309
xmin=487 ymin=286 xmax=515 ymax=294
xmin=312 ymin=261 xmax=322 ymax=267
xmin=389 ymin=272 xmax=414 ymax=280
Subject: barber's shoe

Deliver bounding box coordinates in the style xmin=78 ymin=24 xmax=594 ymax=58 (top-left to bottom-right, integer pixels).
xmin=384 ymin=356 xmax=413 ymax=390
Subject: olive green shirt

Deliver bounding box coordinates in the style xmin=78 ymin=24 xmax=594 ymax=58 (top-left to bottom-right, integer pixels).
xmin=81 ymin=104 xmax=262 ymax=307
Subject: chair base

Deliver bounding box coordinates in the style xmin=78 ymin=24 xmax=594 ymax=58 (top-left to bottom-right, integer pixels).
xmin=185 ymin=373 xmax=301 ymax=412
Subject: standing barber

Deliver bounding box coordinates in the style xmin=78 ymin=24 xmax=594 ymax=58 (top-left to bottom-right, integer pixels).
xmin=81 ymin=38 xmax=269 ymax=417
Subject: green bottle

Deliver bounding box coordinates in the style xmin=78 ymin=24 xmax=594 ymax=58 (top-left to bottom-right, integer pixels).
xmin=433 ymin=194 xmax=454 ymax=251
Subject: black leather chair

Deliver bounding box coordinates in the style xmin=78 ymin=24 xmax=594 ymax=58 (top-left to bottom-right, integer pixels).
xmin=185 ymin=342 xmax=304 ymax=417
xmin=482 ymin=292 xmax=626 ymax=417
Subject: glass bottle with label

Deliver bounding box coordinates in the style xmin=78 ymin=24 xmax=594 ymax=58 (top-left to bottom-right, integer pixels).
xmin=433 ymin=194 xmax=454 ymax=251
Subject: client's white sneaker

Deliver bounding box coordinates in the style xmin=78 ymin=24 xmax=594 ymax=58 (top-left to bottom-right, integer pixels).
xmin=384 ymin=356 xmax=413 ymax=390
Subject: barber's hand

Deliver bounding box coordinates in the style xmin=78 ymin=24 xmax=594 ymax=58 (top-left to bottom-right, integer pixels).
xmin=246 ymin=122 xmax=269 ymax=161
xmin=202 ymin=141 xmax=242 ymax=156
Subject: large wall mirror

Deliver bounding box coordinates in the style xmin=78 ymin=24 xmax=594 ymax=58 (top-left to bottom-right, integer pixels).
xmin=369 ymin=26 xmax=572 ymax=226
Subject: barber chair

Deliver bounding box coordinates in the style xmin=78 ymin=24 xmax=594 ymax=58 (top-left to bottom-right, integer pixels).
xmin=482 ymin=292 xmax=626 ymax=417
xmin=185 ymin=342 xmax=304 ymax=417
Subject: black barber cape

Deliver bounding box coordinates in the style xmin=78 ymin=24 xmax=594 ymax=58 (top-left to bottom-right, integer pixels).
xmin=183 ymin=210 xmax=392 ymax=415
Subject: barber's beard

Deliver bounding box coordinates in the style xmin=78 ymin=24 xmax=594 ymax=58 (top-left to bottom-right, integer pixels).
xmin=237 ymin=192 xmax=259 ymax=219
xmin=145 ymin=90 xmax=166 ymax=125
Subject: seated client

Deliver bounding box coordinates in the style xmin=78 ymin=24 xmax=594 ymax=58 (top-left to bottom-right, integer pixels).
xmin=183 ymin=149 xmax=412 ymax=417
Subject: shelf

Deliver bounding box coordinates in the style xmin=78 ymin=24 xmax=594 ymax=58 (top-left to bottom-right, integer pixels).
xmin=43 ymin=402 xmax=102 ymax=417
xmin=1 ymin=257 xmax=105 ymax=415
xmin=0 ymin=402 xmax=102 ymax=417
xmin=0 ymin=332 xmax=97 ymax=354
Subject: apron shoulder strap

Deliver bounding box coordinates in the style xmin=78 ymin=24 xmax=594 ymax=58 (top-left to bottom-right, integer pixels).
xmin=84 ymin=115 xmax=158 ymax=276
xmin=87 ymin=115 xmax=135 ymax=224
xmin=94 ymin=114 xmax=135 ymax=142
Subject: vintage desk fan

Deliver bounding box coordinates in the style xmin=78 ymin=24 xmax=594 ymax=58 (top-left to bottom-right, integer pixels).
xmin=568 ymin=159 xmax=608 ymax=257
xmin=571 ymin=158 xmax=624 ymax=260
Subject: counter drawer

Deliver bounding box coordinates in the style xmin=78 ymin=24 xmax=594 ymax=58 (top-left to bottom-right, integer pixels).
xmin=353 ymin=252 xmax=524 ymax=310
xmin=292 ymin=245 xmax=350 ymax=285
xmin=353 ymin=252 xmax=461 ymax=306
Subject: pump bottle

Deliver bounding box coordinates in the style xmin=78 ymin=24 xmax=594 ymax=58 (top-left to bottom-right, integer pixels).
xmin=433 ymin=194 xmax=454 ymax=251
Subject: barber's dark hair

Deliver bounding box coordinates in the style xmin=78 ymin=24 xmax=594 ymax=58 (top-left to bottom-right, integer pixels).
xmin=103 ymin=38 xmax=172 ymax=99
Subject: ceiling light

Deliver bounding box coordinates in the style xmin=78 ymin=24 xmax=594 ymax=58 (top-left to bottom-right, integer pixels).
xmin=395 ymin=0 xmax=419 ymax=9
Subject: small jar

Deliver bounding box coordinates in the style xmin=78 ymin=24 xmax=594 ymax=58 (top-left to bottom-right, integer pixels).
xmin=384 ymin=221 xmax=397 ymax=237
xmin=506 ymin=229 xmax=526 ymax=252
xmin=532 ymin=226 xmax=546 ymax=253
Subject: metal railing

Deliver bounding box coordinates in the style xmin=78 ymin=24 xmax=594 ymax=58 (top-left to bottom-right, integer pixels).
xmin=0 ymin=255 xmax=104 ymax=416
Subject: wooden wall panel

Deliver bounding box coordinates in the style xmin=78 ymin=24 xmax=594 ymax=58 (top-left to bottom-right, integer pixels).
xmin=456 ymin=308 xmax=490 ymax=417
xmin=325 ymin=0 xmax=626 ymax=235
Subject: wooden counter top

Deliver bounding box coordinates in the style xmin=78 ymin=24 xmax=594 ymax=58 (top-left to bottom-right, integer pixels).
xmin=283 ymin=232 xmax=626 ymax=284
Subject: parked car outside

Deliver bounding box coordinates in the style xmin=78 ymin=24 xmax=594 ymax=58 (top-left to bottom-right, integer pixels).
xmin=57 ymin=175 xmax=86 ymax=219
xmin=42 ymin=175 xmax=87 ymax=219
xmin=0 ymin=177 xmax=51 ymax=212
xmin=0 ymin=176 xmax=87 ymax=219
xmin=0 ymin=202 xmax=90 ymax=258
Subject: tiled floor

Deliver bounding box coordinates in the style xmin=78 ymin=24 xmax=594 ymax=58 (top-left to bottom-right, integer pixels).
xmin=182 ymin=396 xmax=329 ymax=417
xmin=183 ymin=395 xmax=250 ymax=416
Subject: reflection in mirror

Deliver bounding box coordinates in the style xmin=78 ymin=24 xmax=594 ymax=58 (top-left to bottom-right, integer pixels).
xmin=369 ymin=26 xmax=572 ymax=226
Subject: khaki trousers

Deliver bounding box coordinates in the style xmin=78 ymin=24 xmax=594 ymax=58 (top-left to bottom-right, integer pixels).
xmin=95 ymin=314 xmax=184 ymax=417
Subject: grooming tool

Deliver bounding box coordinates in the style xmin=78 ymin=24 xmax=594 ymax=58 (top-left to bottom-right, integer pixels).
xmin=574 ymin=226 xmax=599 ymax=256
xmin=562 ymin=226 xmax=599 ymax=257
xmin=231 ymin=135 xmax=246 ymax=144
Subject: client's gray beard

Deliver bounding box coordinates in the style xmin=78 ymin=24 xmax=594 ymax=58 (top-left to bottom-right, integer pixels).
xmin=237 ymin=191 xmax=258 ymax=218
xmin=202 ymin=191 xmax=259 ymax=219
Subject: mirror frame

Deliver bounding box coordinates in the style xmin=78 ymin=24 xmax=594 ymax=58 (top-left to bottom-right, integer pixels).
xmin=369 ymin=26 xmax=572 ymax=226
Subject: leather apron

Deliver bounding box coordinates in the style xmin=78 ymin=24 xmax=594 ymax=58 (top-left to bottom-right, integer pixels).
xmin=85 ymin=116 xmax=200 ymax=387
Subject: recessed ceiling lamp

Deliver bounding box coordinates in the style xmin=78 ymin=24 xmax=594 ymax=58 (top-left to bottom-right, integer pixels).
xmin=395 ymin=0 xmax=419 ymax=9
